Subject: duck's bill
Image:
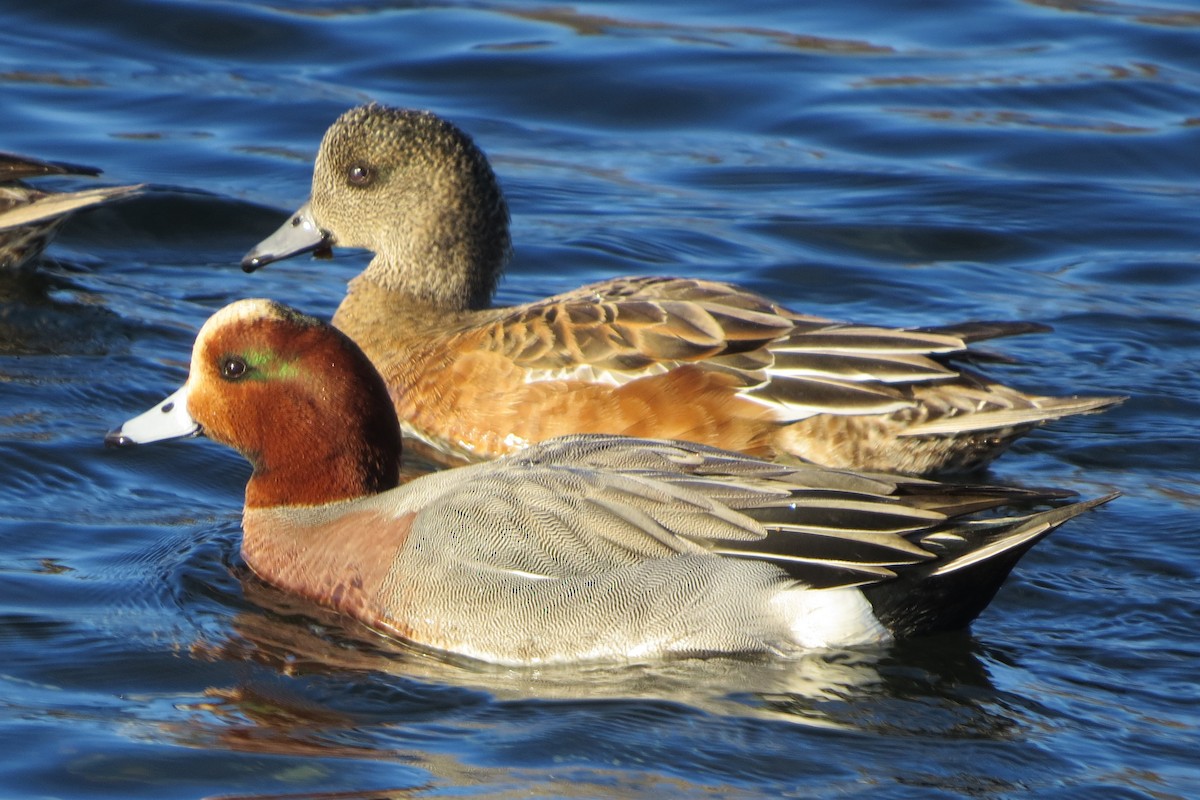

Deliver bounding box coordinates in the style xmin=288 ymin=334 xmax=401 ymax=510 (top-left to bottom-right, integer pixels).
xmin=241 ymin=200 xmax=331 ymax=272
xmin=105 ymin=384 xmax=201 ymax=447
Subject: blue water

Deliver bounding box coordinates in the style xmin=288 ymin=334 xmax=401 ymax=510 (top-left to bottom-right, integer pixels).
xmin=2 ymin=0 xmax=1198 ymax=797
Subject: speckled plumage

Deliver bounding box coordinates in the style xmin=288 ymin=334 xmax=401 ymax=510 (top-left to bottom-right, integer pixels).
xmin=242 ymin=104 xmax=1124 ymax=475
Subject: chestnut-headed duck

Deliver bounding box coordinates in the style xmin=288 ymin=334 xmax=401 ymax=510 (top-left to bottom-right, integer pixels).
xmin=107 ymin=298 xmax=1114 ymax=666
xmin=241 ymin=104 xmax=1123 ymax=475
xmin=1 ymin=151 xmax=142 ymax=269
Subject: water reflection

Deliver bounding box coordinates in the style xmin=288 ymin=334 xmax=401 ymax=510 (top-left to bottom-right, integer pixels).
xmin=266 ymin=2 xmax=893 ymax=53
xmin=165 ymin=563 xmax=1024 ymax=743
xmin=0 ymin=268 xmax=130 ymax=356
xmin=198 ymin=574 xmax=882 ymax=722
xmin=1022 ymin=0 xmax=1200 ymax=28
xmin=8 ymin=0 xmax=1190 ymax=793
xmin=893 ymin=107 xmax=1157 ymax=135
xmin=502 ymin=6 xmax=892 ymax=53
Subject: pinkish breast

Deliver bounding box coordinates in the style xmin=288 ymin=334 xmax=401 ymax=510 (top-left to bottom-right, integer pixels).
xmin=241 ymin=507 xmax=417 ymax=634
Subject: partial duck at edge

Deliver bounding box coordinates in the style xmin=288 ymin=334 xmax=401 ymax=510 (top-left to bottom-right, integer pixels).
xmin=1 ymin=151 xmax=142 ymax=270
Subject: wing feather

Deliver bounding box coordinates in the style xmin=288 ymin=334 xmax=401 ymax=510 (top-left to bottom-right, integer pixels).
xmin=403 ymin=435 xmax=1112 ymax=597
xmin=0 ymin=185 xmax=143 ymax=230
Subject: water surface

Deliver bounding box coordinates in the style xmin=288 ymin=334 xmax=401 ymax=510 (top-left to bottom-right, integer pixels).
xmin=1 ymin=1 xmax=1198 ymax=798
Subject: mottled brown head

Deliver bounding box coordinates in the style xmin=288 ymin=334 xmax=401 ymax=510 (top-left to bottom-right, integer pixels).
xmin=309 ymin=104 xmax=511 ymax=310
xmin=187 ymin=299 xmax=402 ymax=508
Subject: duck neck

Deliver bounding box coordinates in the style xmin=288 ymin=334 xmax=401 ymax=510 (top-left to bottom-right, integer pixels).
xmin=244 ymin=434 xmax=400 ymax=509
xmin=334 ymin=270 xmax=483 ymax=344
xmin=361 ymin=234 xmax=501 ymax=312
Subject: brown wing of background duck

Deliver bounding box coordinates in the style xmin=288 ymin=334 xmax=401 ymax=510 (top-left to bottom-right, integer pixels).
xmin=0 ymin=151 xmax=142 ymax=270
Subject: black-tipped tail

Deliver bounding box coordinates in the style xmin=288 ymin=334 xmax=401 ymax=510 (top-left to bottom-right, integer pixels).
xmin=863 ymin=493 xmax=1118 ymax=637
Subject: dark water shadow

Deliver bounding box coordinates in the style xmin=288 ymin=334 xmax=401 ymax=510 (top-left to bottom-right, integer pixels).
xmin=0 ymin=266 xmax=133 ymax=356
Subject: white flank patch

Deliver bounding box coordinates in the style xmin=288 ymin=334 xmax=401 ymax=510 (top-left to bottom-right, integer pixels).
xmin=398 ymin=421 xmax=530 ymax=458
xmin=501 ymin=432 xmax=531 ymax=450
xmin=738 ymin=391 xmax=913 ymax=422
xmin=523 ymin=362 xmax=670 ymax=387
xmin=771 ymin=586 xmax=890 ymax=649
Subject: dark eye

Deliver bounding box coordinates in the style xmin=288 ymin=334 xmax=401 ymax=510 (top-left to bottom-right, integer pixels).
xmin=221 ymin=356 xmax=249 ymax=381
xmin=347 ymin=162 xmax=373 ymax=186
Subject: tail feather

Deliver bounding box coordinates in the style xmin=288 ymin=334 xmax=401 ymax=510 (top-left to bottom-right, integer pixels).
xmin=0 ymin=184 xmax=144 ymax=231
xmin=900 ymin=394 xmax=1126 ymax=436
xmin=862 ymin=493 xmax=1118 ymax=637
xmin=918 ymin=320 xmax=1052 ymax=344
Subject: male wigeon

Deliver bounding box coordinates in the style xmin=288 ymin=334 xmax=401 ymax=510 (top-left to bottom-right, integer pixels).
xmin=107 ymin=298 xmax=1113 ymax=666
xmin=241 ymin=105 xmax=1122 ymax=475
xmin=1 ymin=151 xmax=141 ymax=269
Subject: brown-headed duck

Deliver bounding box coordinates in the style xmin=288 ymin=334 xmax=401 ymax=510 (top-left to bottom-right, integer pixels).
xmin=107 ymin=298 xmax=1114 ymax=666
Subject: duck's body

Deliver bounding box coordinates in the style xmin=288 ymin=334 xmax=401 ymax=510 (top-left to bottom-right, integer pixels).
xmin=107 ymin=299 xmax=1114 ymax=666
xmin=0 ymin=152 xmax=141 ymax=269
xmin=243 ymin=105 xmax=1122 ymax=475
xmin=336 ymin=271 xmax=1116 ymax=473
xmin=237 ymin=449 xmax=1105 ymax=665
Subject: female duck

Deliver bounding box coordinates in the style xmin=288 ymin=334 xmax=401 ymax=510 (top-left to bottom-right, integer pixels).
xmin=1 ymin=151 xmax=140 ymax=269
xmin=107 ymin=299 xmax=1112 ymax=666
xmin=242 ymin=105 xmax=1121 ymax=475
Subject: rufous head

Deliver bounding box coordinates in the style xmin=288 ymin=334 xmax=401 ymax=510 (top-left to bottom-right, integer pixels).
xmin=108 ymin=299 xmax=402 ymax=508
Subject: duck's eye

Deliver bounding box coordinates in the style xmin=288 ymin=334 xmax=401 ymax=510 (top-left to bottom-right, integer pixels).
xmin=221 ymin=356 xmax=249 ymax=381
xmin=347 ymin=162 xmax=373 ymax=186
